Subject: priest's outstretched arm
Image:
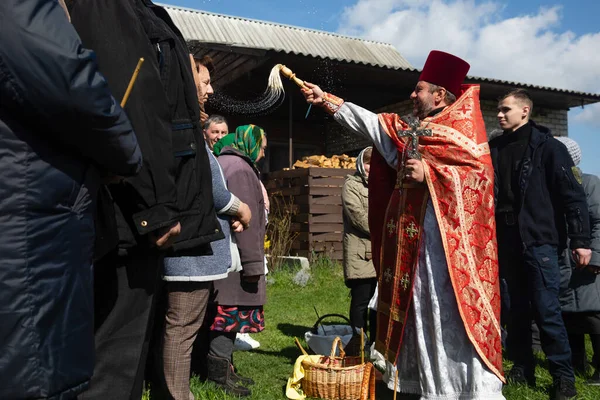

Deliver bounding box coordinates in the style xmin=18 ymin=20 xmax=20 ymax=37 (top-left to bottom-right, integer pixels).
xmin=302 ymin=82 xmax=398 ymax=169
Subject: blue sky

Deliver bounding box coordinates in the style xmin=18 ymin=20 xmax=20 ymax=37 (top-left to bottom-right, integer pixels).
xmin=167 ymin=0 xmax=600 ymax=175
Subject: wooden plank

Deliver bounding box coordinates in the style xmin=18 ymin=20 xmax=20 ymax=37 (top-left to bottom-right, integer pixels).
xmin=293 ymin=214 xmax=344 ymax=224
xmin=291 ymin=195 xmax=342 ymax=206
xmin=266 ymin=186 xmax=343 ymax=198
xmin=265 ymin=169 xmax=309 ymax=179
xmin=297 ymin=232 xmax=342 ymax=242
xmin=307 ymin=168 xmax=351 ymax=177
xmin=311 ymin=214 xmax=343 ymax=224
xmin=311 ymin=196 xmax=342 ymax=205
xmin=291 ymin=223 xmax=343 ymax=233
xmin=308 ymin=177 xmax=346 ymax=187
xmin=292 ymin=204 xmax=343 ymax=214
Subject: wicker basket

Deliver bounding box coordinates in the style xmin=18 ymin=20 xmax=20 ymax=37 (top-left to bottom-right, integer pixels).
xmin=295 ymin=337 xmax=375 ymax=400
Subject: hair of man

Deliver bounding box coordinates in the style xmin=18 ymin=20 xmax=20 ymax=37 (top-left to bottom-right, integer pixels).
xmin=204 ymin=114 xmax=228 ymax=130
xmin=195 ymin=55 xmax=215 ymax=74
xmin=499 ymin=88 xmax=533 ymax=115
xmin=428 ymin=83 xmax=457 ymax=105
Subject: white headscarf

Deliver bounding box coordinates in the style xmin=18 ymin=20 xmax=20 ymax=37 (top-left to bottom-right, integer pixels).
xmin=554 ymin=136 xmax=582 ymax=166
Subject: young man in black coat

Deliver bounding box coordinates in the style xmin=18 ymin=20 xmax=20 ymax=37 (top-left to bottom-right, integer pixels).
xmin=491 ymin=89 xmax=592 ymax=400
xmin=0 ymin=1 xmax=142 ymax=398
xmin=68 ymin=1 xmax=222 ymax=398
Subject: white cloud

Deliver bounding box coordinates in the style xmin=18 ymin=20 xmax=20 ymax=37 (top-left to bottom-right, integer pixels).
xmin=337 ymin=0 xmax=600 ymax=93
xmin=572 ymin=103 xmax=600 ymax=127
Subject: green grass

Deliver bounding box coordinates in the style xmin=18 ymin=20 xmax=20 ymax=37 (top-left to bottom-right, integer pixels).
xmin=146 ymin=259 xmax=600 ymax=400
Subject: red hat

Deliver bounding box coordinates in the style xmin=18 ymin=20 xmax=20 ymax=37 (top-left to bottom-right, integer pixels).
xmin=418 ymin=50 xmax=470 ymax=97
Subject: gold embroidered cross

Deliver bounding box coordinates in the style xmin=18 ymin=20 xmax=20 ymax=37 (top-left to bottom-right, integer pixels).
xmin=387 ymin=219 xmax=396 ymax=235
xmin=384 ymin=268 xmax=393 ymax=283
xmin=405 ymin=222 xmax=419 ymax=239
xmin=400 ymin=273 xmax=410 ymax=291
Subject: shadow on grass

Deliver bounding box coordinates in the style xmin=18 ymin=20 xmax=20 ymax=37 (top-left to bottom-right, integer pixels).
xmin=247 ymin=345 xmax=300 ymax=364
xmin=277 ymin=322 xmax=310 ymax=339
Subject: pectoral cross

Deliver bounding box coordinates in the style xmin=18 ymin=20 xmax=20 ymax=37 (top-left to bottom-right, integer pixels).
xmin=398 ymin=118 xmax=432 ymax=160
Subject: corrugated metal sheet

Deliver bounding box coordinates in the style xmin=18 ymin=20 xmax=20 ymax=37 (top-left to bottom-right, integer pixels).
xmin=465 ymin=75 xmax=600 ymax=99
xmin=162 ymin=4 xmax=413 ymax=70
xmin=162 ymin=4 xmax=599 ymax=101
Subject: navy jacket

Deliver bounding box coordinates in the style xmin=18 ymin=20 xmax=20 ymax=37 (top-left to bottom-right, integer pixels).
xmin=490 ymin=121 xmax=591 ymax=251
xmin=0 ymin=1 xmax=141 ymax=398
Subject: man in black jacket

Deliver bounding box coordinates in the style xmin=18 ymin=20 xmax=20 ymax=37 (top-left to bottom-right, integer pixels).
xmin=0 ymin=1 xmax=142 ymax=398
xmin=491 ymin=89 xmax=592 ymax=400
xmin=68 ymin=1 xmax=222 ymax=399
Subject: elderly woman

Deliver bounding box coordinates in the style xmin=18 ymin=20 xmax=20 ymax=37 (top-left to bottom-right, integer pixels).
xmin=557 ymin=137 xmax=600 ymax=385
xmin=205 ymin=125 xmax=268 ymax=397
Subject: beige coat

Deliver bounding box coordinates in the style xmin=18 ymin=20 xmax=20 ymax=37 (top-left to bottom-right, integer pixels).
xmin=342 ymin=174 xmax=376 ymax=281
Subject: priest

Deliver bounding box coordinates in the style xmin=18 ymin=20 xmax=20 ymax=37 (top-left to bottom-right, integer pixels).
xmin=302 ymin=51 xmax=505 ymax=399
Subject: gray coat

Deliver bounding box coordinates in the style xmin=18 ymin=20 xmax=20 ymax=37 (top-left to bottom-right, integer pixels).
xmin=560 ymin=172 xmax=600 ymax=313
xmin=342 ymin=170 xmax=376 ymax=281
xmin=213 ymin=148 xmax=266 ymax=306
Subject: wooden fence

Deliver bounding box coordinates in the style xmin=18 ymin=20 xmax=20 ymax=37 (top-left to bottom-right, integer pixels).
xmin=264 ymin=168 xmax=350 ymax=261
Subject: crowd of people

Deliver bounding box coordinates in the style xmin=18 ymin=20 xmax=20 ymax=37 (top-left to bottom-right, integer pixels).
xmin=1 ymin=2 xmax=599 ymax=400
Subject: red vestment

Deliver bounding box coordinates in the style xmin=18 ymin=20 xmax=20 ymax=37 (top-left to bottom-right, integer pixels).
xmin=370 ymin=85 xmax=504 ymax=382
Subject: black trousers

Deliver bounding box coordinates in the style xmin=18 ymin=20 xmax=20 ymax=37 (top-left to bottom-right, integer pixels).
xmin=80 ymin=248 xmax=162 ymax=400
xmin=347 ymin=278 xmax=377 ymax=342
xmin=568 ymin=334 xmax=600 ymax=373
xmin=498 ymin=222 xmax=574 ymax=382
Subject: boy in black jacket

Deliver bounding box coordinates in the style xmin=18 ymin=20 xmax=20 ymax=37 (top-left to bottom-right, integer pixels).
xmin=491 ymin=89 xmax=592 ymax=400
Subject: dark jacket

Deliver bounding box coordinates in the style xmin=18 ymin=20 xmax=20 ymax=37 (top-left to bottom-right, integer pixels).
xmin=560 ymin=172 xmax=600 ymax=313
xmin=490 ymin=121 xmax=591 ymax=251
xmin=70 ymin=0 xmax=221 ymax=255
xmin=213 ymin=148 xmax=266 ymax=306
xmin=0 ymin=1 xmax=142 ymax=398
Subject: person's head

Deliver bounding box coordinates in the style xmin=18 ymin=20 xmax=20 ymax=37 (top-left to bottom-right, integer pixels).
xmin=203 ymin=115 xmax=228 ymax=150
xmin=194 ymin=55 xmax=214 ymax=106
xmin=497 ymin=89 xmax=533 ymax=132
xmin=410 ymin=81 xmax=457 ymax=119
xmin=554 ymin=136 xmax=582 ymax=166
xmin=232 ymin=125 xmax=267 ymax=164
xmin=410 ymin=50 xmax=469 ymax=118
xmin=356 ymin=146 xmax=373 ymax=180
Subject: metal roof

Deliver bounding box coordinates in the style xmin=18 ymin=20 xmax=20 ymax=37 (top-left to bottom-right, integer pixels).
xmin=162 ymin=4 xmax=413 ymax=70
xmin=464 ymin=75 xmax=600 ymax=100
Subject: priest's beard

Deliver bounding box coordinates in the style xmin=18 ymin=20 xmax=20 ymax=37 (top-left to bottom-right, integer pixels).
xmin=413 ymin=98 xmax=435 ymax=120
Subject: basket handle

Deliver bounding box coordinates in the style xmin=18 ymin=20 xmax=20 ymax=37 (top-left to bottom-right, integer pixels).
xmin=312 ymin=313 xmax=354 ymax=332
xmin=294 ymin=337 xmax=309 ymax=356
xmin=329 ymin=336 xmax=346 ymax=359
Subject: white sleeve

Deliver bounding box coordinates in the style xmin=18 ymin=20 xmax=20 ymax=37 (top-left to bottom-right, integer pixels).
xmin=334 ymin=102 xmax=398 ymax=169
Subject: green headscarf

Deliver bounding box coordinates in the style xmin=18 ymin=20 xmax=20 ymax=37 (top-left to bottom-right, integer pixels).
xmin=213 ymin=125 xmax=266 ymax=163
xmin=212 ymin=133 xmax=235 ymax=156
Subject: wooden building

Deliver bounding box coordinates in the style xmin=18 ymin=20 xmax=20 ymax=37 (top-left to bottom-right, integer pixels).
xmin=164 ymin=4 xmax=600 ymax=260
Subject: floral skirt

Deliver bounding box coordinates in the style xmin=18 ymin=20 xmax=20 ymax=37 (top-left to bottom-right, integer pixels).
xmin=209 ymin=305 xmax=265 ymax=333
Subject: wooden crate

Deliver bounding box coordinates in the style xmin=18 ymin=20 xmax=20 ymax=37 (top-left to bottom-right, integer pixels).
xmin=264 ymin=168 xmax=351 ymax=261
